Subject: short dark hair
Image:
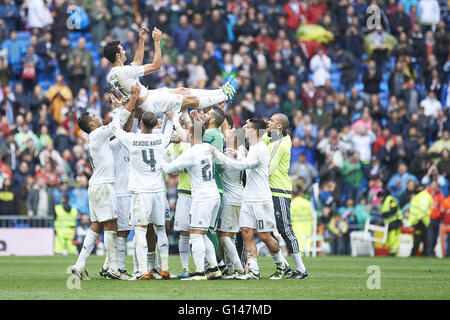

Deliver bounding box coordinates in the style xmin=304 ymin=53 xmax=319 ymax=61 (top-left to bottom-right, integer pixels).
xmin=141 ymin=112 xmax=158 ymax=130
xmin=224 ymin=114 xmax=233 ymax=128
xmin=78 ymin=112 xmax=92 ymax=134
xmin=103 ymin=41 xmax=121 ymax=63
xmin=247 ymin=118 xmax=267 ymax=136
xmin=211 ymin=107 xmax=225 ymax=128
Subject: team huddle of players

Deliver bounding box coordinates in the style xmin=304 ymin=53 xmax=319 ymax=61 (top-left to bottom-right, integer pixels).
xmin=70 ymin=27 xmax=308 ymax=281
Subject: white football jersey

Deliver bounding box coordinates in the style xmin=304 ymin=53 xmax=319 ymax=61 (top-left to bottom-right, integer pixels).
xmin=216 ymin=141 xmax=272 ymax=202
xmin=162 ymin=143 xmax=219 ymax=201
xmin=110 ymin=112 xmax=174 ymax=193
xmin=107 ymin=64 xmax=148 ymax=101
xmin=88 ymin=108 xmax=132 ymax=187
xmin=221 ymin=148 xmax=245 ymax=206
xmin=111 ymin=138 xmax=130 ymax=197
xmin=87 ymin=125 xmax=115 ymax=186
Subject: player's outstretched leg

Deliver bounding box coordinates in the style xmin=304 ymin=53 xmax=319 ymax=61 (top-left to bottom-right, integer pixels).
xmin=72 ymin=222 xmax=102 ymax=280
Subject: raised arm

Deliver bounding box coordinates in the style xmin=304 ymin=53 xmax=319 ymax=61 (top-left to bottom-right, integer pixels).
xmin=162 ymin=148 xmax=193 ymax=174
xmin=212 ymin=146 xmax=259 ymax=170
xmin=132 ymin=27 xmax=149 ymax=66
xmin=143 ymin=28 xmax=162 ymax=75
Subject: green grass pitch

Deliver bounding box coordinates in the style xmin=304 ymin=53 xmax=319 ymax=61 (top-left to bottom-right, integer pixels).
xmin=0 ymin=255 xmax=449 ymax=300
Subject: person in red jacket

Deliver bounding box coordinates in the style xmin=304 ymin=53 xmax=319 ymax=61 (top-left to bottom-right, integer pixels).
xmin=305 ymin=0 xmax=327 ymax=25
xmin=425 ymin=180 xmax=444 ymax=256
xmin=283 ymin=0 xmax=306 ymax=30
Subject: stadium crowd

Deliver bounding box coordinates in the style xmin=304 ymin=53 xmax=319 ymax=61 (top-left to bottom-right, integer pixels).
xmin=0 ymin=0 xmax=449 ymax=257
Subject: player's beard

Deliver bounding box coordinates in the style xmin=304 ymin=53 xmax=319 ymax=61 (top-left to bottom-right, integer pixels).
xmin=102 ymin=119 xmax=109 ymax=126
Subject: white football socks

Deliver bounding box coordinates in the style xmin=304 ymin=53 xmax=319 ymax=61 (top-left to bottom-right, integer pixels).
xmin=104 ymin=230 xmax=118 ymax=272
xmin=102 ymin=255 xmax=109 ymax=271
xmin=198 ymin=94 xmax=227 ymax=109
xmin=132 ymin=237 xmax=139 ymax=274
xmin=147 ymin=251 xmax=156 ymax=271
xmin=189 ymin=88 xmax=224 ymax=97
xmin=271 ymin=250 xmax=286 ymax=269
xmin=222 ymin=236 xmax=244 ymax=273
xmin=116 ymin=236 xmax=127 ymax=271
xmin=154 ymin=225 xmax=169 ymax=271
xmin=134 ymin=227 xmax=148 ymax=274
xmin=203 ymin=235 xmax=218 ymax=268
xmin=74 ymin=229 xmax=100 ymax=270
xmin=190 ymin=233 xmax=205 ymax=273
xmin=291 ymin=253 xmax=307 ymax=273
xmin=179 ymin=235 xmax=190 ymax=271
xmin=247 ymin=257 xmax=260 ymax=274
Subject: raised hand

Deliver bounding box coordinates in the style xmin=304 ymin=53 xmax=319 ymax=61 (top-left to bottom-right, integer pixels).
xmin=109 ymin=91 xmax=123 ymax=109
xmin=130 ymin=82 xmax=141 ymax=98
xmin=164 ymin=106 xmax=175 ymax=119
xmin=152 ymin=27 xmax=162 ymax=42
xmin=139 ymin=27 xmax=149 ymax=40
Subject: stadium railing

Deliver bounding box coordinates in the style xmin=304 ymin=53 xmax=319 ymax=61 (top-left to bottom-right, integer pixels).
xmin=0 ymin=216 xmax=54 ymax=228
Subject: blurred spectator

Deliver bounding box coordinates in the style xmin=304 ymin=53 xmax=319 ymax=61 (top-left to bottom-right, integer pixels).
xmin=418 ymin=0 xmax=440 ymax=32
xmin=70 ymin=175 xmax=89 ymax=216
xmin=327 ymin=212 xmax=349 ymax=255
xmin=0 ymin=177 xmax=18 ymax=215
xmin=89 ymin=0 xmax=111 ymax=44
xmin=46 ymin=75 xmax=73 ymax=124
xmin=420 ymin=90 xmax=442 ymax=119
xmin=0 ymin=0 xmax=19 ymax=33
xmin=336 ymin=48 xmax=358 ymax=93
xmin=111 ymin=17 xmax=130 ymax=45
xmin=289 ymin=152 xmax=318 ymax=187
xmin=27 ymin=0 xmax=53 ymax=29
xmin=309 ymin=48 xmax=331 ymax=87
xmin=172 ymin=14 xmax=196 ymax=52
xmin=55 ymin=36 xmax=71 ymax=77
xmin=26 ymin=176 xmax=56 ymax=219
xmin=68 ymin=37 xmax=94 ymax=89
xmin=283 ymin=0 xmax=306 ymax=31
xmin=362 ymin=60 xmax=382 ymax=103
xmin=0 ymin=133 xmax=18 ymax=170
xmin=387 ymin=162 xmax=419 ymax=199
xmin=341 ymin=151 xmax=364 ymax=203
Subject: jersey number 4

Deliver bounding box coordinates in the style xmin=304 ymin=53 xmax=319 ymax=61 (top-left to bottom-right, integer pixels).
xmin=201 ymin=159 xmax=214 ymax=182
xmin=142 ymin=149 xmax=157 ymax=172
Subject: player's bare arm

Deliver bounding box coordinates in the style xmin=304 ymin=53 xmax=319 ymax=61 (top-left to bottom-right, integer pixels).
xmin=132 ymin=27 xmax=149 ymax=66
xmin=143 ymin=27 xmax=162 ymax=75
xmin=164 ymin=106 xmax=187 ymax=142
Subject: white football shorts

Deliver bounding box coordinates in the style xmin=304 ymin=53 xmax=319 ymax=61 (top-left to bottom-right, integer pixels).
xmin=190 ymin=198 xmax=221 ymax=231
xmin=239 ymin=200 xmax=276 ymax=233
xmin=174 ymin=193 xmax=192 ymax=232
xmin=130 ymin=191 xmax=167 ymax=227
xmin=138 ymin=87 xmax=183 ymax=115
xmin=217 ymin=203 xmax=241 ymax=233
xmin=88 ymin=183 xmax=117 ymax=223
xmin=116 ymin=195 xmax=131 ymax=232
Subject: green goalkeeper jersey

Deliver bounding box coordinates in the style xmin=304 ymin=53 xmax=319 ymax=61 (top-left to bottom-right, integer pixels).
xmin=261 ymin=132 xmax=293 ymax=198
xmin=203 ymin=128 xmax=224 ymax=193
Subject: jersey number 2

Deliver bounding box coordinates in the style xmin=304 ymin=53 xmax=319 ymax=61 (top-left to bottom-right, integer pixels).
xmin=201 ymin=159 xmax=214 ymax=181
xmin=142 ymin=149 xmax=156 ymax=172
